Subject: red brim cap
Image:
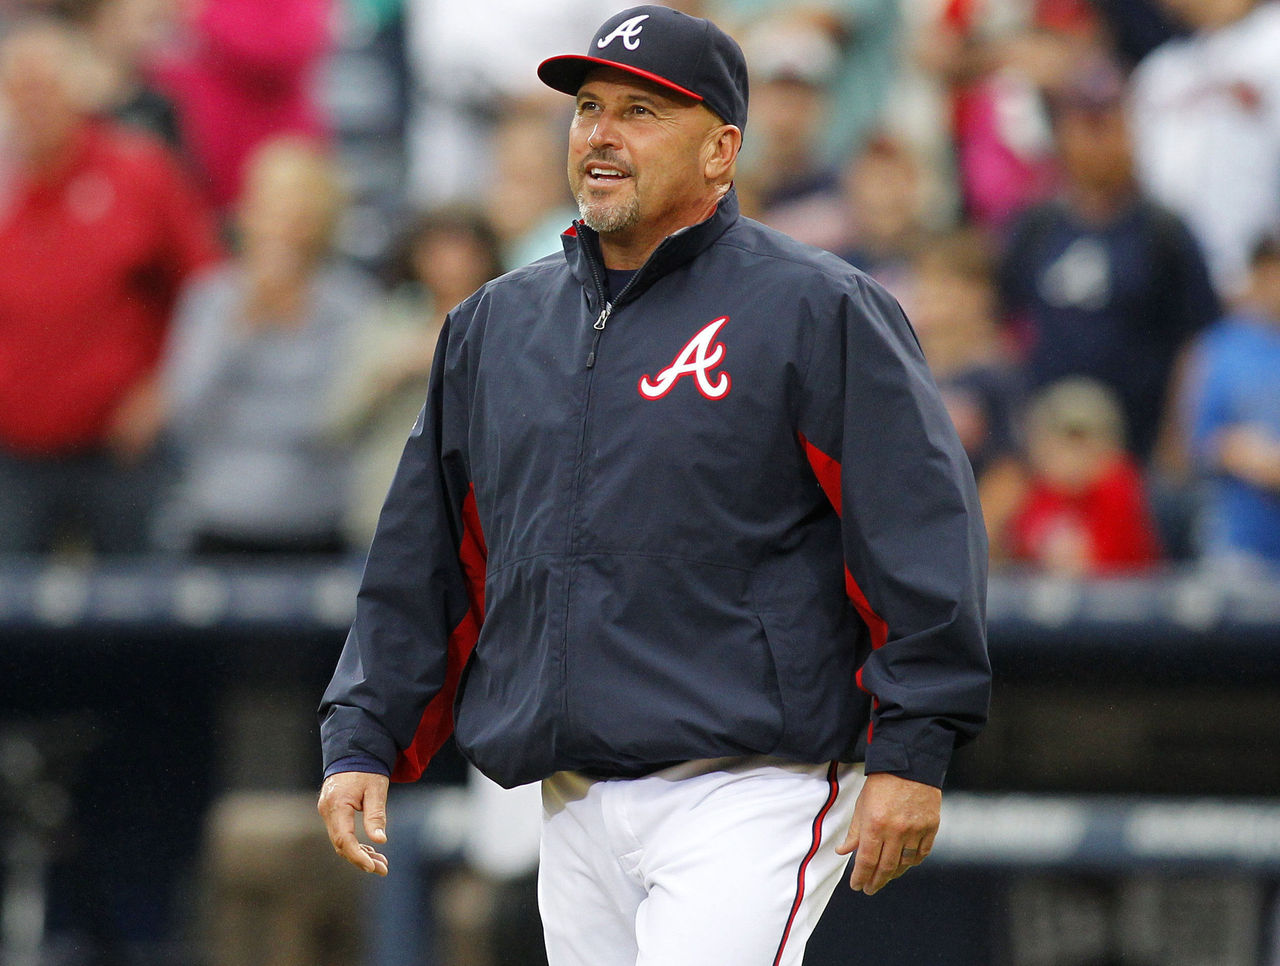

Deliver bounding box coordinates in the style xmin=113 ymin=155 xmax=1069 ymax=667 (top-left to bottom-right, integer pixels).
xmin=537 ymin=54 xmax=704 ymax=105
xmin=535 ymin=5 xmax=749 ymax=133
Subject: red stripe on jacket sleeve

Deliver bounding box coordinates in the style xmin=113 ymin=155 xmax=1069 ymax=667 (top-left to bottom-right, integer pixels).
xmin=798 ymin=433 xmax=889 ymax=651
xmin=799 ymin=433 xmax=889 ymax=745
xmin=391 ymin=484 xmax=487 ymax=782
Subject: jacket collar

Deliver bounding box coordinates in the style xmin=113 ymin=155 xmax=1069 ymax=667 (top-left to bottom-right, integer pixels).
xmin=560 ymin=188 xmax=740 ymax=309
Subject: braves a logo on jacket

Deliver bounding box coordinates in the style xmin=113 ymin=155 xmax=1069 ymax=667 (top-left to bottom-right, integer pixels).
xmin=639 ymin=317 xmax=731 ymax=400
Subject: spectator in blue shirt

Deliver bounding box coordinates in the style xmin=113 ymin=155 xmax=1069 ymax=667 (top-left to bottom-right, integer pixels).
xmin=1184 ymin=238 xmax=1280 ymax=569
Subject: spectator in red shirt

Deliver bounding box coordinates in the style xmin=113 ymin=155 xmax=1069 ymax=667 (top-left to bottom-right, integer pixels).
xmin=1008 ymin=378 xmax=1163 ymax=576
xmin=0 ymin=17 xmax=221 ymax=555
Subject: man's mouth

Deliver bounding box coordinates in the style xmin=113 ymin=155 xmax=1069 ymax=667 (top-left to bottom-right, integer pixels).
xmin=585 ymin=163 xmax=631 ymax=184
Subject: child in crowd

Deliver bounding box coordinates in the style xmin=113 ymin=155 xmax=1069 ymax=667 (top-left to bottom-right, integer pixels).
xmin=908 ymin=229 xmax=1027 ymax=560
xmin=1183 ymin=238 xmax=1280 ymax=570
xmin=1008 ymin=378 xmax=1162 ymax=576
xmin=159 ymin=136 xmax=379 ymax=555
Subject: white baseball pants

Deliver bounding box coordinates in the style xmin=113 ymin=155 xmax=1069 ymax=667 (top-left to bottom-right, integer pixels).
xmin=538 ymin=756 xmax=866 ymax=966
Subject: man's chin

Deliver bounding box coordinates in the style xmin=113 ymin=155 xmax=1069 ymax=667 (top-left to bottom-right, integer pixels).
xmin=577 ymin=197 xmax=641 ymax=235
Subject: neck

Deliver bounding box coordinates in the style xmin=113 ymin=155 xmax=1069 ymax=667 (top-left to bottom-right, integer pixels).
xmin=1066 ymin=178 xmax=1133 ymax=224
xmin=596 ymin=193 xmax=722 ymax=270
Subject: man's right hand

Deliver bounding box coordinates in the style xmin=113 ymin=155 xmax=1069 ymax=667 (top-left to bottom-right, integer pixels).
xmin=318 ymin=771 xmax=391 ymax=875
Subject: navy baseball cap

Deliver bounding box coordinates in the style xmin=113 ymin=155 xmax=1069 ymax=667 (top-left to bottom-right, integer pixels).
xmin=537 ymin=5 xmax=749 ymax=133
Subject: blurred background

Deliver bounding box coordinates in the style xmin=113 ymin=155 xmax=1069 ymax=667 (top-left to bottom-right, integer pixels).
xmin=0 ymin=0 xmax=1278 ymax=963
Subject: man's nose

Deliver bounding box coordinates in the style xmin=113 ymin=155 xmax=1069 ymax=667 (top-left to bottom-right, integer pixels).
xmin=587 ymin=116 xmax=622 ymax=150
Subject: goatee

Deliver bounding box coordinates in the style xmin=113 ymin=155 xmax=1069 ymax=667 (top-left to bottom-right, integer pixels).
xmin=577 ymin=193 xmax=641 ymax=234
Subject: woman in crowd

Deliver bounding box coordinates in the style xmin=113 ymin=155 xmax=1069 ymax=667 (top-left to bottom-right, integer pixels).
xmin=160 ymin=136 xmax=379 ymax=556
xmin=332 ymin=205 xmax=505 ymax=549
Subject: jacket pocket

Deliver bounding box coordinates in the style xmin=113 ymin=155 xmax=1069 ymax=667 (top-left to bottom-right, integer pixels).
xmin=563 ymin=551 xmax=786 ymax=765
xmin=752 ymin=559 xmax=865 ymax=761
xmin=453 ymin=555 xmax=565 ymax=787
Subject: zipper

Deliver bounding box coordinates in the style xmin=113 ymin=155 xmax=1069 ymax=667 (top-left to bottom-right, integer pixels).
xmin=580 ymin=228 xmax=644 ymax=369
xmin=561 ymin=225 xmax=676 ymax=750
xmin=582 ymin=233 xmax=609 ymax=370
xmin=586 ymin=302 xmax=611 ymax=369
xmin=563 ymin=232 xmax=649 ymax=737
xmin=585 ymin=272 xmax=645 ymax=368
xmin=563 ymin=230 xmax=613 ymax=741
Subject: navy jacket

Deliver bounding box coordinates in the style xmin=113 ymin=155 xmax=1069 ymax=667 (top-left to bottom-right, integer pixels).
xmin=319 ymin=191 xmax=990 ymax=789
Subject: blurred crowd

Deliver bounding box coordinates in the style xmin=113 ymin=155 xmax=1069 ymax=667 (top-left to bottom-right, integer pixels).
xmin=3 ymin=1 xmax=1280 ymax=963
xmin=1 ymin=0 xmax=1279 ymax=579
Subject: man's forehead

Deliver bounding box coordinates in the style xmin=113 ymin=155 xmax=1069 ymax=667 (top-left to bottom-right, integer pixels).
xmin=575 ymin=65 xmax=700 ymax=108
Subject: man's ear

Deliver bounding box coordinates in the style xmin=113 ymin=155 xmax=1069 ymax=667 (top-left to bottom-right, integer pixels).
xmin=703 ymin=124 xmax=742 ymax=183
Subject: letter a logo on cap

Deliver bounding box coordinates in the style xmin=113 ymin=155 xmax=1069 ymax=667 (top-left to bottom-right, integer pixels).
xmin=597 ymin=14 xmax=649 ymax=51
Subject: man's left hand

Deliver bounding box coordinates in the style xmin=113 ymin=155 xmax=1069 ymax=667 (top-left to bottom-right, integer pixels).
xmin=835 ymin=772 xmax=941 ymax=895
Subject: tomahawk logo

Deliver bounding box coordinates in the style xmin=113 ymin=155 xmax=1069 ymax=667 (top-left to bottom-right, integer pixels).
xmin=597 ymin=14 xmax=649 ymax=51
xmin=639 ymin=317 xmax=731 ymax=400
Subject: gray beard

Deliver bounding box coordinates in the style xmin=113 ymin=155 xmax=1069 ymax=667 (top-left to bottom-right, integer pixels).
xmin=576 ymin=192 xmax=641 ymax=234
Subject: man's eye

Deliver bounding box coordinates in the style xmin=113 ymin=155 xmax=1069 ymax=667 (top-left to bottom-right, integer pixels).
xmin=629 ymin=105 xmax=650 ymax=116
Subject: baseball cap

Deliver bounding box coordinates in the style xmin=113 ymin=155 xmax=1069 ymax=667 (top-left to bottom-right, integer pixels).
xmin=537 ymin=5 xmax=749 ymax=133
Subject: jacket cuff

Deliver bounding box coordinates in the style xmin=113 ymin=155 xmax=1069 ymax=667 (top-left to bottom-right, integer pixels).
xmin=320 ymin=707 xmax=398 ymax=776
xmin=324 ymin=754 xmax=392 ymax=781
xmin=862 ymin=731 xmax=954 ymax=788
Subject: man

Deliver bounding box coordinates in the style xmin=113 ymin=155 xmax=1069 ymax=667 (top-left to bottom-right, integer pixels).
xmin=319 ymin=8 xmax=990 ymax=964
xmin=0 ymin=18 xmax=220 ymax=554
xmin=999 ymin=56 xmax=1218 ymax=465
xmin=1130 ymin=0 xmax=1280 ymax=297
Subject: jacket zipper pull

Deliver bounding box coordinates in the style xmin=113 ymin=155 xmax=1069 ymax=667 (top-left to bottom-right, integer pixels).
xmin=586 ymin=301 xmax=613 ymax=369
xmin=594 ymin=302 xmax=613 ymax=331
